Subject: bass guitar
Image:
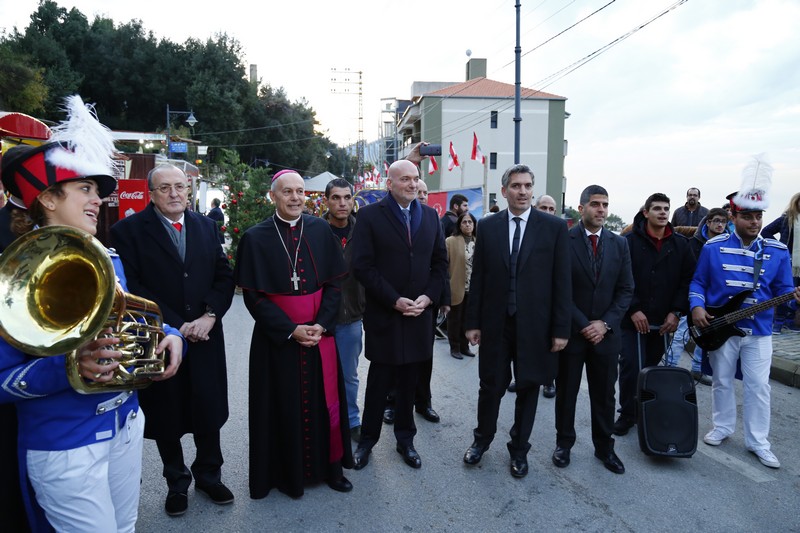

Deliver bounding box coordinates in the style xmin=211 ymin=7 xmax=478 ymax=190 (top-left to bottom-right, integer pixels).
xmin=687 ymin=288 xmax=798 ymax=352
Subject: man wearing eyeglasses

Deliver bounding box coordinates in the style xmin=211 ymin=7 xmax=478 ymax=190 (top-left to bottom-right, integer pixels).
xmin=671 ymin=187 xmax=709 ymax=227
xmin=665 ymin=207 xmax=730 ymax=384
xmin=111 ymin=164 xmax=235 ymax=516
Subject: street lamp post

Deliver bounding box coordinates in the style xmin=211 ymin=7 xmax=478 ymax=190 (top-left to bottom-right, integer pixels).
xmin=165 ymin=104 xmax=198 ymax=160
xmin=165 ymin=104 xmax=198 ymax=209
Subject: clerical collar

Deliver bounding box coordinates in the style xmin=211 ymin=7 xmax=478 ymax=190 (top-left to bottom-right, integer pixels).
xmin=275 ymin=212 xmax=301 ymax=227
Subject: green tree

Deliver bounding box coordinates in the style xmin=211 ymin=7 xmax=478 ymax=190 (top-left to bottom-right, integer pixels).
xmin=5 ymin=1 xmax=86 ymax=116
xmin=564 ymin=206 xmax=580 ymax=225
xmin=215 ymin=149 xmax=274 ymax=267
xmin=605 ymin=213 xmax=627 ymax=233
xmin=0 ymin=45 xmax=48 ymax=114
xmin=1 ymin=2 xmax=348 ymax=181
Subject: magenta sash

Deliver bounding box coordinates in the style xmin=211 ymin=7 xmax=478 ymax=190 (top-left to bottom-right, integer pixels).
xmin=266 ymin=290 xmax=343 ymax=463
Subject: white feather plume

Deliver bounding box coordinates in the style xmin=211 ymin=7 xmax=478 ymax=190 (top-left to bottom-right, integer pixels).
xmin=735 ymin=153 xmax=772 ymax=210
xmin=45 ymin=95 xmax=115 ymax=177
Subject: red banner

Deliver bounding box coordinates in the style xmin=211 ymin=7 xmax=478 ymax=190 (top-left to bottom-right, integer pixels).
xmin=117 ymin=179 xmax=150 ymax=218
xmin=427 ymin=192 xmax=447 ymax=217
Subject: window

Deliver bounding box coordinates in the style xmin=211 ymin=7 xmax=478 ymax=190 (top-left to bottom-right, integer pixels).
xmin=490 ymin=111 xmax=498 ymax=129
xmin=489 ymin=152 xmax=497 ymax=170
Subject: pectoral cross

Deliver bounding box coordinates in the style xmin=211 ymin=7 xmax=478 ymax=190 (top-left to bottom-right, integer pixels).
xmin=290 ymin=270 xmax=300 ymax=291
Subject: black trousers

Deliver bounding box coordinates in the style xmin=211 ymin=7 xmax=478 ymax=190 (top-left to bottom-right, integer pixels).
xmin=555 ymin=346 xmax=618 ymax=455
xmin=361 ymin=361 xmax=419 ymax=448
xmin=474 ymin=317 xmax=540 ymax=458
xmin=617 ymin=329 xmax=667 ymax=420
xmin=447 ymin=293 xmax=470 ymax=353
xmin=156 ymin=430 xmax=224 ymax=493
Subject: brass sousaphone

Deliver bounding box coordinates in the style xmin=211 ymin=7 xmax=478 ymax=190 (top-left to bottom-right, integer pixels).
xmin=0 ymin=225 xmax=165 ymax=393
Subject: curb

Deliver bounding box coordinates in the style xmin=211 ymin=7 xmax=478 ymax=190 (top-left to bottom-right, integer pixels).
xmin=771 ymin=355 xmax=800 ymax=389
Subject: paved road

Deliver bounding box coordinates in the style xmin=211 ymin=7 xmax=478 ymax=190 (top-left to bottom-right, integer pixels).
xmin=136 ymin=294 xmax=800 ymax=532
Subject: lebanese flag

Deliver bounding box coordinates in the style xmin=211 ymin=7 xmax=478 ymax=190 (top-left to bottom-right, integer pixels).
xmin=448 ymin=141 xmax=460 ymax=171
xmin=372 ymin=167 xmax=380 ymax=180
xmin=383 ymin=161 xmax=389 ymax=175
xmin=428 ymin=156 xmax=439 ymax=175
xmin=471 ymin=132 xmax=485 ymax=164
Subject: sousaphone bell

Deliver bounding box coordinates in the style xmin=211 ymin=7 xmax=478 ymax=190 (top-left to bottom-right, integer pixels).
xmin=0 ymin=225 xmax=165 ymax=393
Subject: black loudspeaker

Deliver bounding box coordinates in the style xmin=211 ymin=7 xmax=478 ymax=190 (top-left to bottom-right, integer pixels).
xmin=636 ymin=367 xmax=698 ymax=457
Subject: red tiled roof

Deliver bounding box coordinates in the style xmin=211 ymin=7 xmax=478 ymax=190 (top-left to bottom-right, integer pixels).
xmin=424 ymin=77 xmax=565 ymax=100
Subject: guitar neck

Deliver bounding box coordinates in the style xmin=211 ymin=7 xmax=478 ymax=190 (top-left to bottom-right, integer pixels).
xmin=723 ymin=291 xmax=797 ymax=324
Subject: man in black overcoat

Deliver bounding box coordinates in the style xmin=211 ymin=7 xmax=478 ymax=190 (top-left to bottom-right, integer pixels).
xmin=552 ymin=185 xmax=633 ymax=475
xmin=111 ymin=164 xmax=235 ymax=516
xmin=463 ymin=164 xmax=572 ymax=478
xmin=206 ymin=197 xmax=225 ymax=244
xmin=350 ymin=159 xmax=448 ymax=470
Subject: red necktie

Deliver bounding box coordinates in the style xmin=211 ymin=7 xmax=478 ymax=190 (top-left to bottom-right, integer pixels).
xmin=589 ymin=234 xmax=598 ymax=257
xmin=172 ymin=222 xmax=182 ymax=232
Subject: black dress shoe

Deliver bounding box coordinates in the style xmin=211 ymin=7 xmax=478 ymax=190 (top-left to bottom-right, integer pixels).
xmin=510 ymin=456 xmax=529 ymax=478
xmin=353 ymin=446 xmax=371 ymax=470
xmin=460 ymin=348 xmax=475 ymax=357
xmin=595 ymin=450 xmax=625 ymax=474
xmin=612 ymin=416 xmax=635 ymax=436
xmin=450 ymin=350 xmax=464 ymax=360
xmin=165 ymin=492 xmax=188 ymax=516
xmin=396 ymin=444 xmax=422 ymax=469
xmin=383 ymin=406 xmax=395 ymax=424
xmin=551 ymin=446 xmax=571 ymax=468
xmin=463 ymin=442 xmax=490 ymax=465
xmin=327 ymin=475 xmax=353 ymax=493
xmin=507 ymin=381 xmax=517 ymax=393
xmin=542 ymin=383 xmax=556 ymax=399
xmin=416 ymin=406 xmax=440 ymax=423
xmin=196 ymin=482 xmax=234 ymax=505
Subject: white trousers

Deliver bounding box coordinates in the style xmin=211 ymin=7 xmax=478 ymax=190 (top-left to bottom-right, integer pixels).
xmin=709 ymin=335 xmax=772 ymax=450
xmin=27 ymin=408 xmax=145 ymax=533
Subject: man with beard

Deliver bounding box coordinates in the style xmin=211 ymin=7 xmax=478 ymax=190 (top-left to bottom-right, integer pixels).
xmin=691 ymin=159 xmax=800 ymax=468
xmin=441 ymin=193 xmax=469 ymax=238
xmin=671 ymin=187 xmax=709 ymax=227
xmin=323 ymin=178 xmax=365 ymax=442
xmin=552 ymin=185 xmax=633 ymax=474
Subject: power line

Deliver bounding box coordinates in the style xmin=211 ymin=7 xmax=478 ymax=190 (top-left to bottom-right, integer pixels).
xmin=192 ymin=118 xmax=315 ymax=137
xmin=438 ymin=0 xmax=690 ymax=140
xmin=501 ymin=0 xmax=617 ymax=70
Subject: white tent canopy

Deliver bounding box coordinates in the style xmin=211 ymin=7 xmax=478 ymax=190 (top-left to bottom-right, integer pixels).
xmin=303 ymin=171 xmax=340 ymax=192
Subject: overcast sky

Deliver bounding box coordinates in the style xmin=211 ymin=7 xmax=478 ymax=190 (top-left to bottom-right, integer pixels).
xmin=3 ymin=0 xmax=798 ymax=224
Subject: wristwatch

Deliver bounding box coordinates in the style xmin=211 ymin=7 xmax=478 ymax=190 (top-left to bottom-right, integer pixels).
xmin=205 ymin=305 xmax=216 ymax=318
xmin=603 ymin=321 xmax=612 ymax=333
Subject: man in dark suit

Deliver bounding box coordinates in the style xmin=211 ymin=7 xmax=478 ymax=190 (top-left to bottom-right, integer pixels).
xmin=463 ymin=164 xmax=572 ymax=478
xmin=350 ymin=159 xmax=448 ymax=470
xmin=206 ymin=197 xmax=225 ymax=244
xmin=552 ymin=185 xmax=633 ymax=474
xmin=111 ymin=164 xmax=235 ymax=516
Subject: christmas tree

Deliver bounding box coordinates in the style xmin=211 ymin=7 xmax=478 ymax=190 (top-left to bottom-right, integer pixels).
xmin=215 ymin=152 xmax=275 ymax=268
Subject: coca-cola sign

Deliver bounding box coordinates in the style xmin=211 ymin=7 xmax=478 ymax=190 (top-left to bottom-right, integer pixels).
xmin=117 ymin=179 xmax=150 ymax=216
xmin=119 ymin=190 xmax=145 ymax=200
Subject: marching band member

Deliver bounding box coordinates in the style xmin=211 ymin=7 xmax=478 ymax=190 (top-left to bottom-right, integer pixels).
xmin=690 ymin=156 xmax=800 ymax=469
xmin=0 ymin=96 xmax=185 ymax=532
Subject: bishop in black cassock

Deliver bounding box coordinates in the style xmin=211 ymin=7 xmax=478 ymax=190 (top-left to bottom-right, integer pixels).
xmin=235 ymin=171 xmax=353 ymax=499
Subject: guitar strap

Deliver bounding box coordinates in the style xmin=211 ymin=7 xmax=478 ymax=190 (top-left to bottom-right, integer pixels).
xmin=752 ymin=240 xmax=763 ymax=291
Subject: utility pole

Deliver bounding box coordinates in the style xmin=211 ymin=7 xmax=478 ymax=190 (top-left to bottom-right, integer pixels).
xmin=331 ymin=68 xmax=364 ymax=177
xmin=514 ymin=1 xmax=522 ymax=164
